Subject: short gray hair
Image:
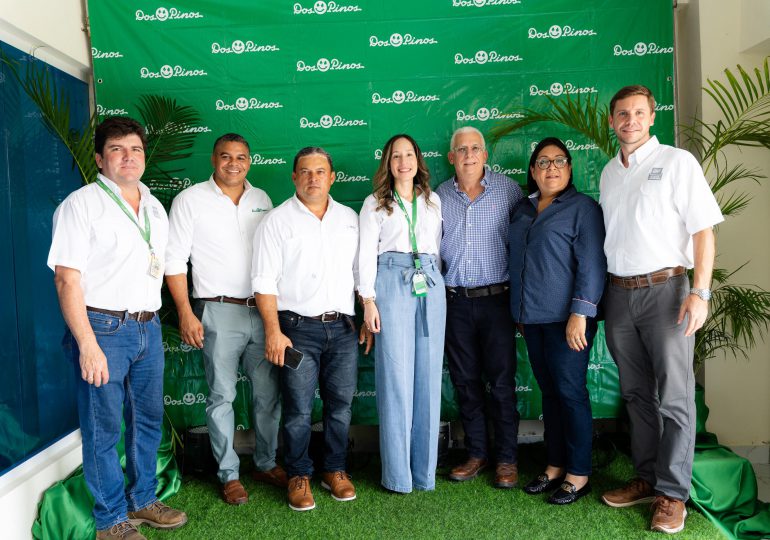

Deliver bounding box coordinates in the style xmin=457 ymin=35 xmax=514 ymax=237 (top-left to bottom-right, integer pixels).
xmin=450 ymin=126 xmax=486 ymax=151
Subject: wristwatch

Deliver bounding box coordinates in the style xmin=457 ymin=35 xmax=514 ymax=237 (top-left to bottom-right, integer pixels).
xmin=689 ymin=288 xmax=712 ymax=301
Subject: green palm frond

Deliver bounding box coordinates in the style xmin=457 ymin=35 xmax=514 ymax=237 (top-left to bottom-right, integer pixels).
xmin=489 ymin=92 xmax=618 ymax=159
xmin=1 ymin=50 xmax=99 ymax=184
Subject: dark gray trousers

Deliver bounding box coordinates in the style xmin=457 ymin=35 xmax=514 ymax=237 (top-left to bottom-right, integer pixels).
xmin=604 ymin=273 xmax=695 ymax=501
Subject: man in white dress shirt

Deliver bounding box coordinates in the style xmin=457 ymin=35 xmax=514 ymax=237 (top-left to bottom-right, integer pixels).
xmin=252 ymin=147 xmax=370 ymax=511
xmin=166 ymin=133 xmax=285 ymax=505
xmin=598 ymin=85 xmax=723 ymax=534
xmin=48 ymin=117 xmax=187 ymax=540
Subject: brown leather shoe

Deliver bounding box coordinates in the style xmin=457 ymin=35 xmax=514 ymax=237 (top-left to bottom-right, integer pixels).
xmin=96 ymin=521 xmax=146 ymax=539
xmin=287 ymin=475 xmax=316 ymax=511
xmin=252 ymin=465 xmax=289 ymax=488
xmin=494 ymin=462 xmax=518 ymax=489
xmin=127 ymin=501 xmax=187 ymax=529
xmin=602 ymin=477 xmax=655 ymax=507
xmin=221 ymin=479 xmax=249 ymax=505
xmin=651 ymin=495 xmax=687 ymax=534
xmin=449 ymin=457 xmax=488 ymax=481
xmin=321 ymin=471 xmax=356 ymax=501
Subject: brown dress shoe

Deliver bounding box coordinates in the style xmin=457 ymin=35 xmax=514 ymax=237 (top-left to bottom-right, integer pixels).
xmin=494 ymin=462 xmax=518 ymax=489
xmin=96 ymin=521 xmax=146 ymax=539
xmin=127 ymin=501 xmax=188 ymax=529
xmin=651 ymin=495 xmax=687 ymax=534
xmin=321 ymin=471 xmax=357 ymax=501
xmin=449 ymin=457 xmax=488 ymax=481
xmin=221 ymin=479 xmax=249 ymax=505
xmin=287 ymin=475 xmax=316 ymax=511
xmin=601 ymin=477 xmax=655 ymax=507
xmin=253 ymin=465 xmax=289 ymax=488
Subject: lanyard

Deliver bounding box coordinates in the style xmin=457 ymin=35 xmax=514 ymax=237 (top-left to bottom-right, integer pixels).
xmin=393 ymin=189 xmax=421 ymax=270
xmin=96 ymin=179 xmax=153 ymax=251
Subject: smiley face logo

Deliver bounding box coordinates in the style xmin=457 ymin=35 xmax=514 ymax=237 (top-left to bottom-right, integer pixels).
xmin=314 ymin=1 xmax=328 ymax=14
xmin=160 ymin=65 xmax=173 ymax=78
xmin=182 ymin=393 xmax=195 ymax=405
xmin=473 ymin=0 xmax=486 ymax=6
xmin=549 ymin=82 xmax=564 ymax=96
xmin=389 ymin=33 xmax=404 ymax=47
xmin=316 ymin=57 xmax=331 ymax=72
xmin=320 ymin=115 xmax=333 ymax=128
xmin=231 ymin=40 xmax=245 ymax=54
xmin=155 ymin=7 xmax=169 ymax=21
xmin=179 ymin=342 xmax=193 ymax=352
xmin=474 ymin=50 xmax=488 ymax=64
xmin=476 ymin=107 xmax=490 ymax=121
xmin=392 ymin=90 xmax=406 ymax=104
xmin=549 ymin=25 xmax=563 ymax=38
xmin=634 ymin=42 xmax=648 ymax=56
xmin=235 ymin=97 xmax=249 ymax=111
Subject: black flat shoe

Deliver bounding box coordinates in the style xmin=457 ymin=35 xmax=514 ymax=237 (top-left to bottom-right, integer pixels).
xmin=547 ymin=481 xmax=592 ymax=505
xmin=523 ymin=474 xmax=566 ymax=495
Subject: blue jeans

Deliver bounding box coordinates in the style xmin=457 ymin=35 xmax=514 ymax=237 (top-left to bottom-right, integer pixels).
xmin=278 ymin=312 xmax=358 ymax=478
xmin=522 ymin=320 xmax=596 ymax=476
xmin=198 ymin=301 xmax=280 ymax=483
xmin=64 ymin=311 xmax=164 ymax=530
xmin=375 ymin=252 xmax=446 ymax=492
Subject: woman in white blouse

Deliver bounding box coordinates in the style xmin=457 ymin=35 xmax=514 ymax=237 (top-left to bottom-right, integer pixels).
xmin=358 ymin=134 xmax=446 ymax=493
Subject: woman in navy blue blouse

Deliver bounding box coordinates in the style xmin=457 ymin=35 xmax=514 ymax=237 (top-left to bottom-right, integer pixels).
xmin=509 ymin=137 xmax=607 ymax=505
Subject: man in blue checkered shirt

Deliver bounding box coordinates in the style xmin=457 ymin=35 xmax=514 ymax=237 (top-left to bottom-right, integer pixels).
xmin=436 ymin=127 xmax=524 ymax=489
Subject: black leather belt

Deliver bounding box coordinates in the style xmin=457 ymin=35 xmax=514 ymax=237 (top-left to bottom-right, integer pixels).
xmin=199 ymin=296 xmax=257 ymax=307
xmin=609 ymin=266 xmax=686 ymax=289
xmin=306 ymin=311 xmax=344 ymax=322
xmin=87 ymin=306 xmax=156 ymax=323
xmin=446 ymin=283 xmax=509 ymax=298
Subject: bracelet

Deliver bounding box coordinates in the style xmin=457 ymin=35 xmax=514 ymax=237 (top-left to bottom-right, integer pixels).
xmin=361 ymin=297 xmax=375 ymax=306
xmin=572 ymin=313 xmax=587 ymax=319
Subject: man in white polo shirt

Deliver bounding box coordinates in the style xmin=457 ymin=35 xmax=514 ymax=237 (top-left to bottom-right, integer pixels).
xmin=48 ymin=117 xmax=187 ymax=540
xmin=165 ymin=133 xmax=285 ymax=506
xmin=598 ymin=85 xmax=723 ymax=534
xmin=252 ymin=146 xmax=370 ymax=511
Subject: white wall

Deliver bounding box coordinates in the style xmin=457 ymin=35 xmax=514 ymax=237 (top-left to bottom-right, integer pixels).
xmin=677 ymin=0 xmax=770 ymax=452
xmin=0 ymin=0 xmax=90 ymax=79
xmin=0 ymin=1 xmax=89 ymax=537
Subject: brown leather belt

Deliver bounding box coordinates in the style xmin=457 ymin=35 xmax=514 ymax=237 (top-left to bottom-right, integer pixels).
xmin=199 ymin=296 xmax=257 ymax=307
xmin=87 ymin=306 xmax=156 ymax=323
xmin=447 ymin=283 xmax=509 ymax=298
xmin=609 ymin=266 xmax=686 ymax=289
xmin=306 ymin=311 xmax=345 ymax=322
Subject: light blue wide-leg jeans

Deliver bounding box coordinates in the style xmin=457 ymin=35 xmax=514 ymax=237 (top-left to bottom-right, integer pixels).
xmin=374 ymin=252 xmax=446 ymax=493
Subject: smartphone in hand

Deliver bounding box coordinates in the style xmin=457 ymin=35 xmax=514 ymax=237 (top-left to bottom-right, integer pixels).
xmin=284 ymin=346 xmax=304 ymax=370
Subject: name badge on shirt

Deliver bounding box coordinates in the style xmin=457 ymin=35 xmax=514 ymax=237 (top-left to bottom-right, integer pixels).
xmin=648 ymin=168 xmax=663 ymax=181
xmin=148 ymin=251 xmax=162 ymax=279
xmin=412 ymin=272 xmax=428 ymax=297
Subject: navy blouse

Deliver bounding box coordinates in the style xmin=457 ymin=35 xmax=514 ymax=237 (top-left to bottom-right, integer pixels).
xmin=508 ymin=185 xmax=607 ymax=324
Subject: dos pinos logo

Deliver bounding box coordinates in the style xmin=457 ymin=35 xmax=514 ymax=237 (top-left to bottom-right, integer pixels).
xmin=293 ymin=1 xmax=362 ymax=15
xmin=135 ymin=7 xmax=203 ymax=21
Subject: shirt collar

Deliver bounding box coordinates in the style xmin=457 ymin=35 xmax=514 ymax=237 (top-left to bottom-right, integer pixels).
xmin=527 ymin=184 xmax=577 ymax=206
xmin=617 ymin=135 xmax=660 ymax=167
xmin=451 ymin=164 xmax=491 ymax=194
xmin=97 ymin=173 xmax=151 ymax=198
xmin=292 ymin=193 xmax=335 ymax=215
xmin=206 ymin=174 xmax=253 ymax=195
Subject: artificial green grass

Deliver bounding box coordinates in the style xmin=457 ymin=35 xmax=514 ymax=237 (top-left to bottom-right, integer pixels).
xmin=143 ymin=445 xmax=723 ymax=540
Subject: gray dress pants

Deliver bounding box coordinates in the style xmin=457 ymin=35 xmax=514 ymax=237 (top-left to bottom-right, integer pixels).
xmin=604 ymin=273 xmax=696 ymax=501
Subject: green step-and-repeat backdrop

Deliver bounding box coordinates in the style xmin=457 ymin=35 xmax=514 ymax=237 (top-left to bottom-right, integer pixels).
xmin=88 ymin=0 xmax=675 ymax=428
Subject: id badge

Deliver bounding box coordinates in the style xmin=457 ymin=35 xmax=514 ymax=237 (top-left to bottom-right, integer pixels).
xmin=412 ymin=272 xmax=428 ymax=297
xmin=148 ymin=251 xmax=162 ymax=279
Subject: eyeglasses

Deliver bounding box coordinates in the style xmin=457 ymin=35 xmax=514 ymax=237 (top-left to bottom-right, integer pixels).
xmin=535 ymin=157 xmax=569 ymax=170
xmin=453 ymin=145 xmax=485 ymax=156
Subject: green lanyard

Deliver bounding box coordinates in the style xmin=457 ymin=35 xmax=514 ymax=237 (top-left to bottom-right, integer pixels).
xmin=393 ymin=189 xmax=422 ymax=270
xmin=96 ymin=179 xmax=153 ymax=251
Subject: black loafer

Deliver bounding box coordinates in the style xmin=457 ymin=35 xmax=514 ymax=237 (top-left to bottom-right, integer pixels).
xmin=547 ymin=481 xmax=592 ymax=505
xmin=523 ymin=474 xmax=565 ymax=495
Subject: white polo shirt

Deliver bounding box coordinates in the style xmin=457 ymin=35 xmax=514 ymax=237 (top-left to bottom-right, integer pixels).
xmin=165 ymin=176 xmax=272 ymax=298
xmin=251 ymin=194 xmax=359 ymax=316
xmin=47 ymin=173 xmax=169 ymax=312
xmin=357 ymin=192 xmax=442 ymax=298
xmin=599 ymin=136 xmax=723 ymax=276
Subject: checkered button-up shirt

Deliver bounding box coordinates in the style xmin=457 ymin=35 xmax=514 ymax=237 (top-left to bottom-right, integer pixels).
xmin=436 ymin=166 xmax=523 ymax=288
